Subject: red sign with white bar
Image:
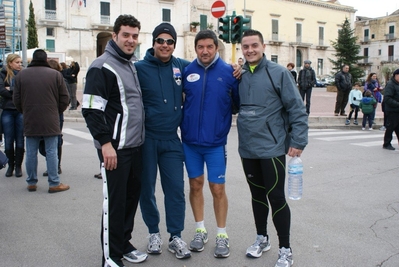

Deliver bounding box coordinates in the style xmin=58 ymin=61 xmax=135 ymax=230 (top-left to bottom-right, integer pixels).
xmin=211 ymin=1 xmax=226 ymax=18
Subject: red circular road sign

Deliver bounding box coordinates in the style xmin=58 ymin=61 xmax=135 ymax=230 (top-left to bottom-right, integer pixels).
xmin=211 ymin=1 xmax=226 ymax=18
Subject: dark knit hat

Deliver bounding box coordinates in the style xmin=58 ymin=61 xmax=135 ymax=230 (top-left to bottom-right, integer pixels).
xmin=393 ymin=68 xmax=399 ymax=77
xmin=152 ymin=23 xmax=177 ymax=47
xmin=32 ymin=49 xmax=48 ymax=62
xmin=304 ymin=60 xmax=311 ymax=64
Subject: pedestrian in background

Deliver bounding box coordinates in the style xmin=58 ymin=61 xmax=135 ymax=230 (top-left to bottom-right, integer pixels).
xmin=82 ymin=15 xmax=147 ymax=266
xmin=382 ymin=69 xmax=399 ymax=150
xmin=135 ymin=22 xmax=192 ymax=260
xmin=359 ymin=90 xmax=377 ymax=131
xmin=66 ymin=61 xmax=80 ymax=110
xmin=13 ymin=49 xmax=69 ymax=193
xmin=238 ymin=29 xmax=308 ymax=267
xmin=0 ymin=54 xmax=24 ymax=177
xmin=334 ymin=64 xmax=352 ymax=116
xmin=286 ymin=62 xmax=297 ymax=83
xmin=363 ymin=72 xmax=382 ymax=124
xmin=345 ymin=82 xmax=363 ymax=125
xmin=298 ymin=60 xmax=316 ymax=115
xmin=181 ymin=30 xmax=239 ymax=258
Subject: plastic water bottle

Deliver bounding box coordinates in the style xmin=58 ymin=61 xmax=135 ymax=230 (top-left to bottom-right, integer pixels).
xmin=288 ymin=156 xmax=303 ymax=200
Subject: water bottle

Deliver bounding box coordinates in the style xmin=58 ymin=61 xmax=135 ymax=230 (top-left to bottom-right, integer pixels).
xmin=288 ymin=156 xmax=303 ymax=200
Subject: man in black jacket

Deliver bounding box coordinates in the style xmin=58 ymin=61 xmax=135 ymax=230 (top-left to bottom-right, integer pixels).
xmin=382 ymin=69 xmax=399 ymax=150
xmin=298 ymin=60 xmax=316 ymax=114
xmin=334 ymin=64 xmax=352 ymax=116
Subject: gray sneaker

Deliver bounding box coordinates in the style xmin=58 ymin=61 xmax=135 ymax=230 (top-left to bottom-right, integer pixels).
xmin=214 ymin=234 xmax=230 ymax=258
xmin=123 ymin=249 xmax=148 ymax=263
xmin=168 ymin=236 xmax=191 ymax=259
xmin=147 ymin=233 xmax=163 ymax=254
xmin=275 ymin=247 xmax=293 ymax=267
xmin=189 ymin=228 xmax=208 ymax=252
xmin=246 ymin=235 xmax=271 ymax=258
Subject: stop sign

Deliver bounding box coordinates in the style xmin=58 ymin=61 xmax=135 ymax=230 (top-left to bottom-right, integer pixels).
xmin=211 ymin=1 xmax=226 ymax=18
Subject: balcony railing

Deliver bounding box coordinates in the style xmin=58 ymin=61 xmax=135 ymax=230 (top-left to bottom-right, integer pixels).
xmin=272 ymin=33 xmax=278 ymax=41
xmin=385 ymin=33 xmax=395 ymax=40
xmin=45 ymin=9 xmax=56 ymax=20
xmin=388 ymin=56 xmax=394 ymax=61
xmin=101 ymin=15 xmax=110 ymax=25
xmin=363 ymin=36 xmax=369 ymax=42
xmin=319 ymin=39 xmax=324 ymax=46
xmin=296 ymin=36 xmax=301 ymax=43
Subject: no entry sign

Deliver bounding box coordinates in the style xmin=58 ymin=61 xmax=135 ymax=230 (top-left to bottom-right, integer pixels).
xmin=211 ymin=1 xmax=226 ymax=18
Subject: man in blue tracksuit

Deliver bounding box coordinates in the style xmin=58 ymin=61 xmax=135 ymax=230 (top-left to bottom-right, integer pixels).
xmin=135 ymin=23 xmax=191 ymax=259
xmin=180 ymin=30 xmax=239 ymax=258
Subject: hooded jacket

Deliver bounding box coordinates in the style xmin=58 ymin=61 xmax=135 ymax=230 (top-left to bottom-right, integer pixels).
xmin=181 ymin=53 xmax=239 ymax=146
xmin=0 ymin=68 xmax=18 ymax=110
xmin=134 ymin=48 xmax=190 ymax=140
xmin=360 ymin=96 xmax=377 ymax=114
xmin=13 ymin=60 xmax=69 ymax=136
xmin=82 ymin=40 xmax=144 ymax=150
xmin=237 ymin=55 xmax=308 ymax=159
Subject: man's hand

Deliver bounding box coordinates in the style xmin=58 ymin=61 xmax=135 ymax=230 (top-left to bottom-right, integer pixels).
xmin=102 ymin=142 xmax=117 ymax=170
xmin=287 ymin=147 xmax=303 ymax=157
xmin=231 ymin=63 xmax=242 ymax=79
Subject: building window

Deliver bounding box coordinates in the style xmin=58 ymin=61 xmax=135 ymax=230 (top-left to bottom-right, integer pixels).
xmin=371 ymin=34 xmax=375 ymax=39
xmin=46 ymin=39 xmax=55 ymax=52
xmin=200 ymin=14 xmax=207 ymax=31
xmin=388 ymin=45 xmax=394 ymax=61
xmin=296 ymin=23 xmax=302 ymax=43
xmin=272 ymin=19 xmax=278 ymax=41
xmin=318 ymin=26 xmax=324 ymax=45
xmin=100 ymin=2 xmax=110 ymax=24
xmin=378 ymin=49 xmax=381 ymax=55
xmin=45 ymin=0 xmax=56 ymax=19
xmin=45 ymin=0 xmax=56 ymax=10
xmin=317 ymin=58 xmax=323 ymax=76
xmin=162 ymin=9 xmax=171 ymax=22
xmin=46 ymin=27 xmax=54 ymax=37
xmin=364 ymin=29 xmax=369 ymax=42
xmin=363 ymin=48 xmax=369 ymax=63
xmin=271 ymin=55 xmax=278 ymax=63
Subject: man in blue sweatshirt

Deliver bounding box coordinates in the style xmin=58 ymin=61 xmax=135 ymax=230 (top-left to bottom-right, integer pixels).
xmin=135 ymin=23 xmax=191 ymax=259
xmin=180 ymin=30 xmax=239 ymax=258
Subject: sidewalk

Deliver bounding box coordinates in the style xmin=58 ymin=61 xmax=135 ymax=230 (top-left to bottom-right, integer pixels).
xmin=66 ymin=87 xmax=384 ymax=129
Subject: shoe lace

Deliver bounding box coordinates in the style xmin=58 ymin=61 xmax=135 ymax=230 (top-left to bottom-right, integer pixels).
xmin=278 ymin=248 xmax=290 ymax=262
xmin=148 ymin=233 xmax=162 ymax=245
xmin=193 ymin=231 xmax=205 ymax=242
xmin=172 ymin=237 xmax=187 ymax=250
xmin=251 ymin=236 xmax=265 ymax=248
xmin=216 ymin=236 xmax=228 ymax=247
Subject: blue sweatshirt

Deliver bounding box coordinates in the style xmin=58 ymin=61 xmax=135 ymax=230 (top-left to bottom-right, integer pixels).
xmin=135 ymin=48 xmax=189 ymax=140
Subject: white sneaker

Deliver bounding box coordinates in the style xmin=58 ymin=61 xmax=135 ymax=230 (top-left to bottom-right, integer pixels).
xmin=275 ymin=247 xmax=293 ymax=267
xmin=147 ymin=233 xmax=162 ymax=254
xmin=362 ymin=128 xmax=365 ymax=131
xmin=123 ymin=249 xmax=148 ymax=263
xmin=168 ymin=236 xmax=191 ymax=259
xmin=246 ymin=235 xmax=271 ymax=258
xmin=369 ymin=128 xmax=373 ymax=131
xmin=380 ymin=126 xmax=386 ymax=131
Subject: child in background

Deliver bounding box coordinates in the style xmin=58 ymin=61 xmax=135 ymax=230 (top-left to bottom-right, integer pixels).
xmin=346 ymin=82 xmax=363 ymax=125
xmin=359 ymin=90 xmax=377 ymax=130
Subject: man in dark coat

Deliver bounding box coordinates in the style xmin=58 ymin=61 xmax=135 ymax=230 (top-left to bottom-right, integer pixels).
xmin=334 ymin=64 xmax=353 ymax=116
xmin=13 ymin=49 xmax=70 ymax=193
xmin=298 ymin=60 xmax=316 ymax=114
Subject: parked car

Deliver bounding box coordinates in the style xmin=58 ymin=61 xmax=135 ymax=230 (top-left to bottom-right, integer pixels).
xmin=315 ymin=79 xmax=327 ymax=87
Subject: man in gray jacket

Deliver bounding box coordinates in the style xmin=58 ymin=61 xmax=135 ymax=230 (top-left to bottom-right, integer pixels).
xmin=237 ymin=29 xmax=308 ymax=267
xmin=82 ymin=15 xmax=147 ymax=266
xmin=13 ymin=49 xmax=69 ymax=194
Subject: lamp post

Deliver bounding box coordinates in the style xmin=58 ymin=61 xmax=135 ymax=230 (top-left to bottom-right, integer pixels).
xmin=20 ymin=0 xmax=27 ymax=67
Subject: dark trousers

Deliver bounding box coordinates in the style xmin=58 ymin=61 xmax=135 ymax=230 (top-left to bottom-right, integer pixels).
xmin=334 ymin=89 xmax=350 ymax=115
xmin=101 ymin=147 xmax=142 ymax=267
xmin=383 ymin=112 xmax=399 ymax=147
xmin=241 ymin=155 xmax=290 ymax=248
xmin=347 ymin=105 xmax=359 ymax=120
xmin=362 ymin=113 xmax=373 ymax=128
xmin=300 ymin=87 xmax=313 ymax=114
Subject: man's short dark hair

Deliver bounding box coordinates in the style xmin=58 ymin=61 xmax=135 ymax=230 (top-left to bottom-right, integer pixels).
xmin=113 ymin=15 xmax=141 ymax=34
xmin=194 ymin=30 xmax=218 ymax=48
xmin=242 ymin=29 xmax=264 ymax=44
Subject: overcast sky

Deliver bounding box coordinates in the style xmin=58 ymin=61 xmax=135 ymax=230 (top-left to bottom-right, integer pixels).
xmin=338 ymin=0 xmax=398 ymax=18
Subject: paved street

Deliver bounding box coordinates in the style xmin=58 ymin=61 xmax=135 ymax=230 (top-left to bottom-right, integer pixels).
xmin=1 ymin=122 xmax=398 ymax=266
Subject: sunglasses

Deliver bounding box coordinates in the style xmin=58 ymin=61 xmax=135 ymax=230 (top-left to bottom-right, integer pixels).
xmin=155 ymin=38 xmax=175 ymax=45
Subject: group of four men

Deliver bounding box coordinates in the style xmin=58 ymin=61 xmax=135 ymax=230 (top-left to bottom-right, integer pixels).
xmin=81 ymin=15 xmax=308 ymax=267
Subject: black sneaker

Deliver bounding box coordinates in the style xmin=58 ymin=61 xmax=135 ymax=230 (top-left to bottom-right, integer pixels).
xmin=383 ymin=144 xmax=395 ymax=150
